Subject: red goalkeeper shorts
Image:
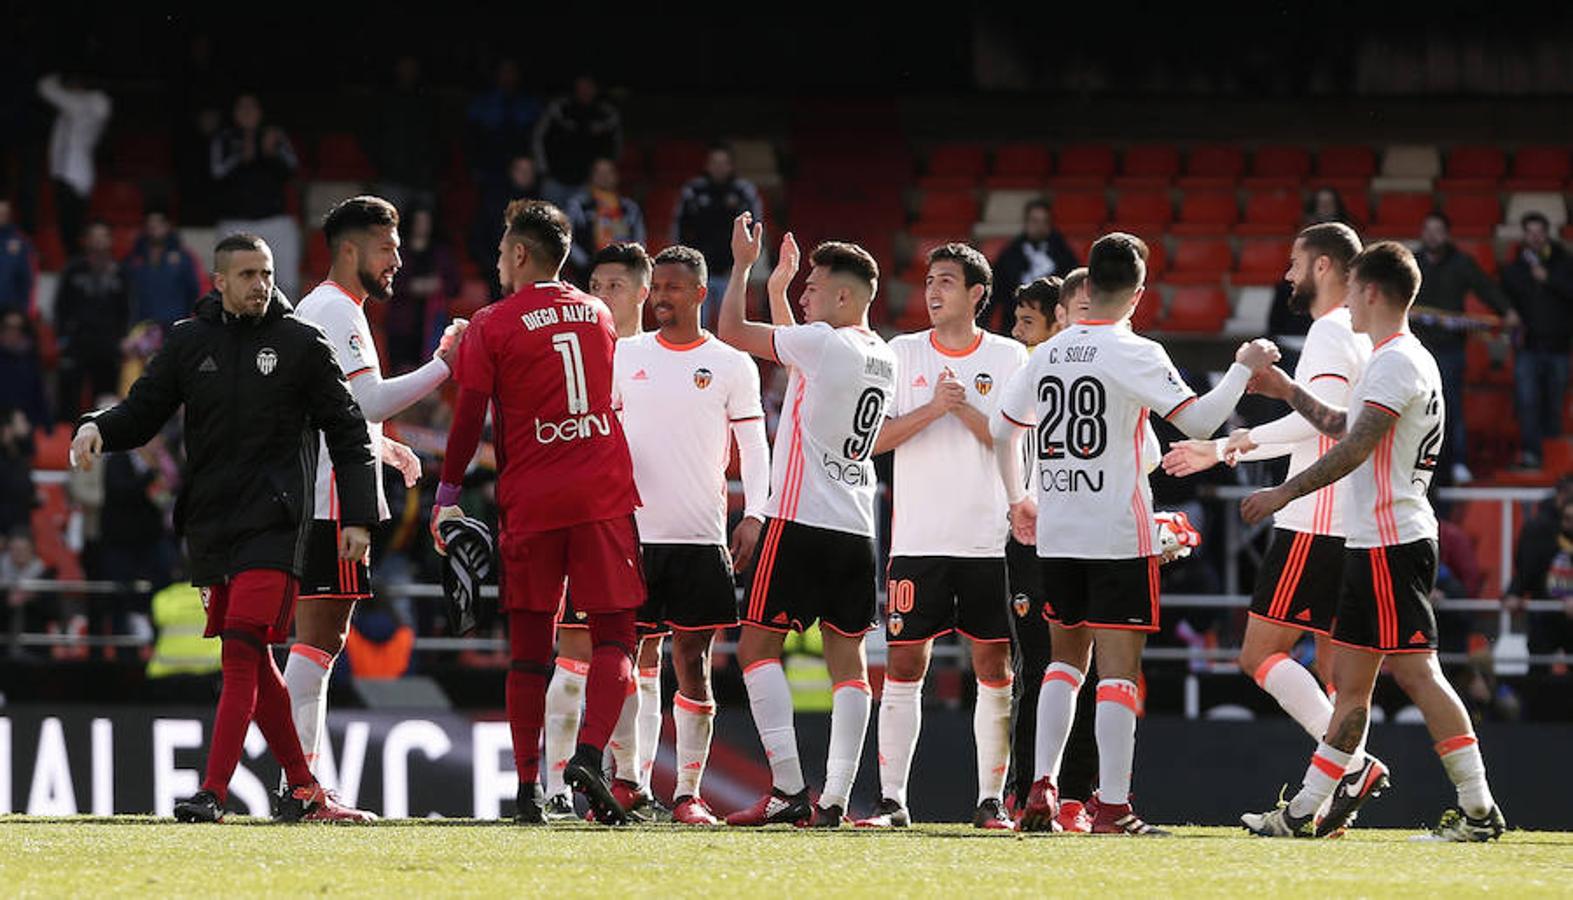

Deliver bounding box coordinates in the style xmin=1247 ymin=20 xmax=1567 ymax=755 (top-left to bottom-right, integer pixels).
xmin=499 ymin=515 xmax=647 ymax=615
xmin=202 ymin=568 xmax=299 ymax=642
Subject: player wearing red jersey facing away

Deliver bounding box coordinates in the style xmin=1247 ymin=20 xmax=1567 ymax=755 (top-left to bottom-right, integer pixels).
xmin=432 ymin=200 xmax=643 ymax=825
xmin=992 ymin=233 xmax=1280 ymax=835
xmin=540 ymin=241 xmax=652 ymax=821
xmin=1163 ymin=223 xmax=1391 ymax=834
xmin=856 ymin=244 xmax=1026 ymax=830
xmin=286 ymin=197 xmax=466 ymax=796
xmin=1239 ymin=242 xmax=1505 ymax=842
xmin=717 ymin=212 xmax=896 ymax=827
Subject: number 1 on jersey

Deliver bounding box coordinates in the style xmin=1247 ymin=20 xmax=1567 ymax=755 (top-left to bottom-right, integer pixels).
xmin=552 ymin=332 xmax=589 ymax=415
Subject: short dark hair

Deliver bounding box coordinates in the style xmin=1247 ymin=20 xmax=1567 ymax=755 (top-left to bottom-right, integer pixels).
xmin=1424 ymin=210 xmax=1450 ymax=230
xmin=652 ymin=244 xmax=707 ymax=284
xmin=503 ymin=200 xmax=572 ymax=269
xmin=1060 ymin=267 xmax=1089 ymax=305
xmin=213 ymin=232 xmax=268 ymax=270
xmin=592 ymin=242 xmax=653 ymax=284
xmin=1086 ymin=232 xmax=1147 ymax=303
xmin=810 ymin=241 xmax=879 ymax=295
xmin=1350 ymin=241 xmax=1421 ymax=307
xmin=323 ymin=195 xmax=399 ymax=250
xmin=1522 ymin=211 xmax=1551 ymax=231
xmin=1024 ymin=198 xmax=1052 ymax=219
xmin=1297 ymin=222 xmax=1363 ymax=273
xmin=927 ymin=242 xmax=993 ymax=308
xmin=1014 ymin=276 xmax=1061 ymax=313
xmin=708 ymin=141 xmax=734 ymax=159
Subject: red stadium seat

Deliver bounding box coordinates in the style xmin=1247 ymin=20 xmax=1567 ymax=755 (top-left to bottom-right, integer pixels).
xmin=1178 ymin=145 xmax=1245 ymax=189
xmin=1245 ymin=145 xmax=1311 ymax=189
xmin=314 ymin=133 xmax=373 ymax=180
xmin=649 ymin=140 xmax=709 ymax=180
xmin=1160 ymin=286 xmax=1231 ymax=333
xmin=1505 ymin=146 xmax=1571 ymax=191
xmin=1314 ymin=145 xmax=1376 ymax=191
xmin=1116 ymin=145 xmax=1180 ymax=188
xmin=977 ymin=236 xmax=1010 ymax=261
xmin=1140 ymin=240 xmax=1168 ymax=276
xmin=921 ymin=143 xmax=987 ymax=189
xmin=110 ymin=225 xmax=138 ymax=259
xmin=1336 ymin=190 xmax=1372 ymax=228
xmin=1112 ymin=189 xmax=1172 ymax=231
xmin=1444 ymin=193 xmax=1503 ymax=239
xmin=109 ymin=133 xmax=173 ymax=178
xmin=616 ymin=143 xmax=648 ymax=180
xmin=1235 ymin=189 xmax=1302 ymax=236
xmin=1373 ymin=192 xmax=1436 ymax=235
xmin=1465 ymin=339 xmax=1514 ymax=387
xmin=1051 ymin=144 xmax=1116 ymax=188
xmin=1050 ymin=190 xmax=1108 ymax=231
xmin=1171 ymin=190 xmax=1239 ymax=235
xmin=1234 ymin=239 xmax=1291 ymax=286
xmin=1130 ymin=292 xmax=1161 ymax=332
xmin=89 ymin=180 xmax=144 ymax=227
xmin=33 ymin=424 xmax=73 ymax=471
xmin=1167 ymin=238 xmax=1233 ymax=285
xmin=914 ymin=189 xmax=979 ymax=230
xmin=1438 ymin=145 xmax=1506 ymax=192
xmin=987 ymin=142 xmax=1052 ymax=188
xmin=1454 ymin=239 xmax=1499 ymax=276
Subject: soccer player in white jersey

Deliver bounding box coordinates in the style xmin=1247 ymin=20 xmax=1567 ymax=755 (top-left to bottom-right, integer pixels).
xmin=1163 ymin=223 xmax=1392 ymax=833
xmin=717 ymin=212 xmax=896 ymax=827
xmin=1240 ymin=242 xmax=1504 ymax=842
xmin=992 ymin=233 xmax=1280 ymax=835
xmin=857 ymin=244 xmax=1026 ymax=830
xmin=287 ymin=196 xmax=465 ymax=799
xmin=540 ymin=242 xmax=651 ymax=821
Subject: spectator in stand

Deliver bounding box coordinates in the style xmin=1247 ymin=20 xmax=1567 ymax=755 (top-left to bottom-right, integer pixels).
xmin=0 ymin=199 xmax=37 ymax=315
xmin=172 ymin=34 xmax=229 ymax=227
xmin=565 ymin=158 xmax=645 ymax=275
xmin=1414 ymin=211 xmax=1518 ymax=485
xmin=676 ymin=143 xmax=762 ymax=321
xmin=0 ymin=408 xmax=37 ymax=537
xmin=1267 ymin=188 xmax=1354 ymax=341
xmin=467 ymin=59 xmax=541 ymax=189
xmin=210 ymin=94 xmax=301 ymax=297
xmin=534 ymin=75 xmax=622 ymax=205
xmin=92 ymin=436 xmax=177 ymax=642
xmin=1502 ymin=211 xmax=1573 ymax=469
xmin=37 ymin=70 xmax=112 ymax=256
xmin=0 ymin=311 xmax=50 ymax=427
xmin=1504 ymin=494 xmax=1573 ymax=668
xmin=388 ymin=203 xmax=460 ymax=373
xmin=3 ymin=526 xmax=56 ymax=659
xmin=54 ymin=221 xmax=128 ymax=421
xmin=125 ymin=206 xmax=202 ymax=332
xmin=368 ymin=55 xmax=442 ymax=213
xmin=987 ymin=199 xmax=1078 ymax=335
xmin=471 ymin=153 xmax=543 ymax=298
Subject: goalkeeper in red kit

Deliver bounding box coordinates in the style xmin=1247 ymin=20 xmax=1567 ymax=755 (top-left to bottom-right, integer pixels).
xmin=433 ymin=200 xmax=644 ymax=824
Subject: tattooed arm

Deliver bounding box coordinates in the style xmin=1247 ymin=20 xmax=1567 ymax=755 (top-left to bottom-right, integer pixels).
xmin=1239 ymin=404 xmax=1399 ymax=524
xmin=1248 ymin=364 xmax=1347 ymax=439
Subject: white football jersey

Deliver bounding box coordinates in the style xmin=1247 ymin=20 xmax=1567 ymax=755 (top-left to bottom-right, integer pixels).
xmin=767 ymin=323 xmax=896 ymax=537
xmin=1265 ymin=307 xmax=1371 ymax=537
xmin=613 ymin=331 xmax=764 ymax=544
xmin=1345 ymin=331 xmax=1442 ymax=549
xmin=888 ymin=330 xmax=1028 ymax=557
xmin=998 ymin=320 xmax=1198 ymax=559
xmin=294 ymin=281 xmax=388 ymax=521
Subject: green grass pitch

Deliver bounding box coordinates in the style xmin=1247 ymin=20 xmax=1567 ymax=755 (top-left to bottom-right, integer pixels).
xmin=2 ymin=819 xmax=1570 ymax=897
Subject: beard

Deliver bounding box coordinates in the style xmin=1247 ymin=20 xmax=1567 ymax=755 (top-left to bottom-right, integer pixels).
xmin=358 ymin=265 xmax=392 ymax=302
xmin=1287 ymin=274 xmax=1316 ymax=314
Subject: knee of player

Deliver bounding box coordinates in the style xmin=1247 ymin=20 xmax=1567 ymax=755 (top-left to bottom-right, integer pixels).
xmin=971 ymin=643 xmax=1012 ymax=683
xmin=885 ymin=655 xmax=929 ymax=683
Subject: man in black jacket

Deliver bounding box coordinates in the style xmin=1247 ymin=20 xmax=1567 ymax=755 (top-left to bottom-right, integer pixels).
xmin=70 ymin=233 xmax=379 ymax=824
xmin=987 ymin=199 xmax=1078 ymax=335
xmin=1502 ymin=212 xmax=1573 ymax=469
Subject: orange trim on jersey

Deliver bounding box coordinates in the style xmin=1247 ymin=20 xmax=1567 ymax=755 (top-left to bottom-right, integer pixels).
xmin=1434 ymin=734 xmax=1478 ymax=756
xmin=929 ymin=329 xmax=984 ymax=358
xmin=1373 ymin=430 xmax=1400 ymax=545
xmin=1147 ymin=555 xmax=1161 ymax=628
xmin=1363 ymin=400 xmax=1402 ymax=418
xmin=1269 ymin=532 xmax=1313 ymax=620
xmin=832 ymin=679 xmax=871 ymax=694
xmin=1130 ymin=409 xmax=1153 ymax=556
xmin=655 ymin=332 xmax=708 ymax=352
xmin=1246 ymin=610 xmax=1332 ymax=638
xmin=1370 ymin=546 xmax=1398 ymax=650
xmin=323 ymin=280 xmax=366 ymax=307
xmin=1313 ymin=435 xmax=1336 ymax=534
xmin=1162 ymin=396 xmax=1198 ymax=421
xmin=1253 ymin=652 xmax=1291 ymax=688
xmin=883 ymin=676 xmax=925 ymax=686
xmin=1042 ymin=669 xmax=1082 ymax=688
xmin=1309 ymin=753 xmax=1345 ymax=779
xmin=290 ymin=643 xmax=335 ymax=669
xmin=1095 ymin=682 xmax=1140 ymax=711
xmin=1371 ymin=332 xmax=1405 ymax=351
xmin=298 ymin=592 xmax=371 ymax=601
xmin=673 ymin=693 xmax=716 ymax=714
xmin=820 ymin=620 xmax=876 ymax=638
xmin=1309 ymin=373 xmax=1350 ymax=383
xmin=781 ymin=378 xmax=808 ymax=520
xmin=742 ymin=659 xmax=781 ymax=676
xmin=556 ymin=658 xmax=592 ymax=676
xmin=346 ymin=366 xmax=373 ymax=380
xmin=1078 ymin=319 xmax=1117 ymax=326
xmin=976 ymin=675 xmax=1014 ymax=690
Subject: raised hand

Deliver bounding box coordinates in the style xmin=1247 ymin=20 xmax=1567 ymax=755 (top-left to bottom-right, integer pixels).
xmin=769 ymin=232 xmax=800 ymax=297
xmin=1235 ymin=338 xmax=1281 ymax=372
xmin=1246 ymin=365 xmax=1294 ymax=401
xmin=730 ymin=212 xmax=764 ymax=270
xmin=1162 ymin=439 xmax=1221 ymax=477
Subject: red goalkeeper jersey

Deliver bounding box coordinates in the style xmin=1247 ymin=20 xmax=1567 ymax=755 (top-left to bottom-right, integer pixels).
xmin=453 ymin=280 xmax=639 ymax=535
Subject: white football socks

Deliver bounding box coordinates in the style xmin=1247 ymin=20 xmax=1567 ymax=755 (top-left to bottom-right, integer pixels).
xmin=1093 ymin=679 xmax=1140 ymax=806
xmin=672 ymin=693 xmax=716 ymax=801
xmin=636 ymin=665 xmax=662 ymax=792
xmin=1254 ymin=652 xmax=1335 ymax=740
xmin=1289 ymin=741 xmax=1352 ymax=818
xmin=821 ymin=679 xmax=871 ymax=812
xmin=608 ymin=673 xmax=641 ymax=784
xmin=1035 ymin=662 xmax=1084 ymax=782
xmin=974 ymin=676 xmax=1013 ymax=804
xmin=542 ymin=658 xmax=588 ymax=797
xmin=743 ymin=660 xmax=804 ymax=795
xmin=1437 ymin=734 xmax=1495 ymax=819
xmin=282 ymin=644 xmax=334 ymax=777
xmin=876 ymin=676 xmax=924 ymax=807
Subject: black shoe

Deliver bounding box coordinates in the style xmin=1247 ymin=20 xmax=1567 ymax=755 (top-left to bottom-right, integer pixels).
xmin=173 ymin=790 xmax=224 ymax=823
xmin=564 ymin=746 xmax=627 ymax=826
xmin=973 ymin=798 xmax=1014 ymax=831
xmin=808 ymin=802 xmax=846 ymax=828
xmin=625 ymin=792 xmax=672 ymax=824
xmin=515 ymin=782 xmax=546 ymax=825
xmin=724 ymin=788 xmax=813 ymax=826
xmin=854 ymin=797 xmax=911 ymax=828
xmin=1317 ymin=755 xmax=1390 ymax=837
xmin=542 ymin=793 xmax=577 ymax=823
